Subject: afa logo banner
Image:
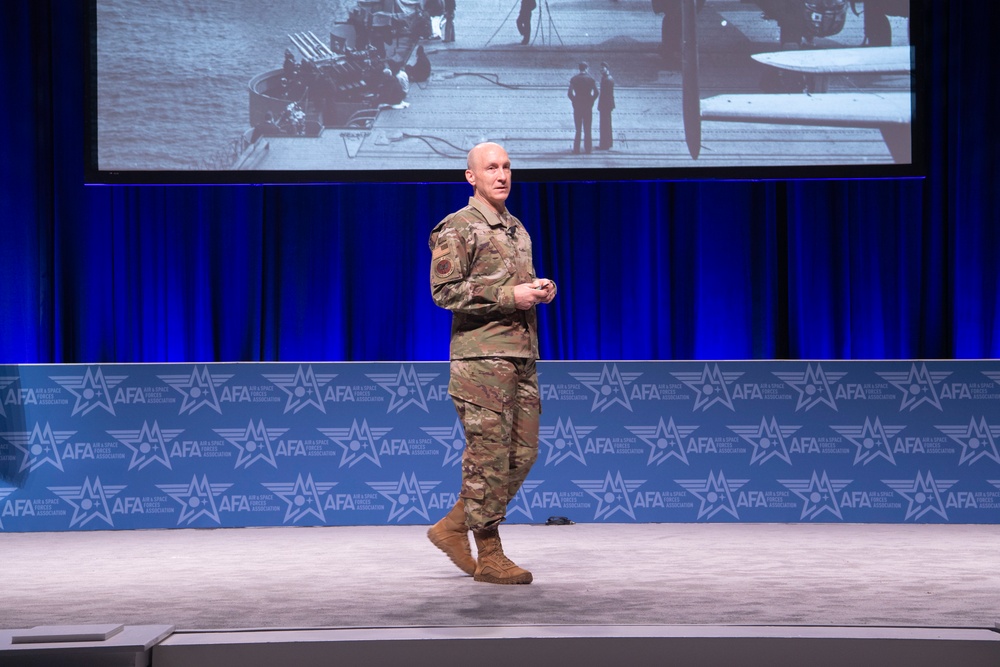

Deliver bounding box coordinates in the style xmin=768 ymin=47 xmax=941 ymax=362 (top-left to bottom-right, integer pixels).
xmin=1 ymin=360 xmax=1000 ymax=532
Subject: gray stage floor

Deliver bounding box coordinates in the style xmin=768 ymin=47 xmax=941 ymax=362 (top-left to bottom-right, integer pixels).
xmin=2 ymin=523 xmax=998 ymax=632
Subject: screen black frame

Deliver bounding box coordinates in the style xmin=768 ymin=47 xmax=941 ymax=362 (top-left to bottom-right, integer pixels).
xmin=82 ymin=0 xmax=928 ymax=186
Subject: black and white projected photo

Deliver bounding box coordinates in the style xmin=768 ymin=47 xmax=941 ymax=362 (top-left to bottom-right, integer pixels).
xmin=91 ymin=0 xmax=913 ymax=181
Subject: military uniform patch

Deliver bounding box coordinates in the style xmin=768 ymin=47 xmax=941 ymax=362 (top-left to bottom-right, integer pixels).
xmin=432 ymin=244 xmax=456 ymax=281
xmin=435 ymin=257 xmax=453 ymax=278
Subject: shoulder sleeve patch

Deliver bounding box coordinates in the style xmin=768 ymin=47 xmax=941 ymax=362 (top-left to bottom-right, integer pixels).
xmin=431 ymin=244 xmax=457 ymax=282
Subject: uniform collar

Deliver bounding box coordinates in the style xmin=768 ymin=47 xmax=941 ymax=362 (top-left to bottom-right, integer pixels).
xmin=468 ymin=196 xmax=513 ymax=231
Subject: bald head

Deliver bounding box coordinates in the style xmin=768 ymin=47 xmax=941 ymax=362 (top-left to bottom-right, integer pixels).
xmin=467 ymin=142 xmax=506 ymax=171
xmin=465 ymin=142 xmax=511 ymax=213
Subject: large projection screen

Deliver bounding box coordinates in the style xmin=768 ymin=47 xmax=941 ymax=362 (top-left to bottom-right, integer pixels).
xmin=87 ymin=0 xmax=918 ymax=184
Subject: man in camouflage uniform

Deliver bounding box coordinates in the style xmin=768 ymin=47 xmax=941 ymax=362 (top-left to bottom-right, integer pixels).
xmin=426 ymin=142 xmax=556 ymax=585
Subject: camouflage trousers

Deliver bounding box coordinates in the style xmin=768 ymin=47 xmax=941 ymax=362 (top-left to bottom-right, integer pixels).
xmin=449 ymin=357 xmax=540 ymax=532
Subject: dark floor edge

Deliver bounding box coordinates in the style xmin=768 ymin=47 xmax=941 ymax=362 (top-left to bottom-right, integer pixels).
xmin=150 ymin=624 xmax=1000 ymax=667
xmin=4 ymin=624 xmax=1000 ymax=667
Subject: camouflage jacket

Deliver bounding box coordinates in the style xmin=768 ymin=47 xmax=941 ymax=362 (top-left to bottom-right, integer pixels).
xmin=429 ymin=197 xmax=539 ymax=360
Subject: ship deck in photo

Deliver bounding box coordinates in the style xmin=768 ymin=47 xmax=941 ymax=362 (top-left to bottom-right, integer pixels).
xmin=240 ymin=0 xmax=912 ymax=173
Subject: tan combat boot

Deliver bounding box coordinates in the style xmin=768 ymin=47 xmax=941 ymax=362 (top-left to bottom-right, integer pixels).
xmin=427 ymin=500 xmax=476 ymax=575
xmin=472 ymin=527 xmax=533 ymax=584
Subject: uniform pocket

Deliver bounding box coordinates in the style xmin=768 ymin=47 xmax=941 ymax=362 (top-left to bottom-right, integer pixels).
xmin=448 ymin=359 xmax=512 ymax=412
xmin=449 ymin=372 xmax=505 ymax=412
xmin=488 ymin=235 xmax=517 ymax=278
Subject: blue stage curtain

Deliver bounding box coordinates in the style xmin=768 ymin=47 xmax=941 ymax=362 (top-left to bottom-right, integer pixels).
xmin=1 ymin=1 xmax=998 ymax=364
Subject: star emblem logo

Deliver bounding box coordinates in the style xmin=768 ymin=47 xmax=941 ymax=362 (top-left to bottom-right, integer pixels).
xmin=506 ymin=480 xmax=544 ymax=521
xmin=49 ymin=477 xmax=126 ymax=528
xmin=367 ymin=473 xmax=439 ymax=522
xmin=728 ymin=416 xmax=799 ymax=466
xmin=673 ymin=364 xmax=741 ymax=412
xmin=50 ymin=366 xmax=126 ymax=417
xmin=675 ymin=470 xmax=747 ymax=520
xmin=982 ymin=371 xmax=1000 ymax=389
xmin=108 ymin=420 xmax=183 ymax=471
xmin=319 ymin=419 xmax=392 ymax=468
xmin=832 ymin=417 xmax=903 ymax=466
xmin=573 ymin=471 xmax=644 ymax=521
xmin=262 ymin=365 xmax=337 ymax=414
xmin=1 ymin=422 xmax=75 ymax=472
xmin=877 ymin=363 xmax=949 ymax=412
xmin=262 ymin=474 xmax=337 ymax=524
xmin=627 ymin=417 xmax=696 ymax=466
xmin=422 ymin=418 xmax=466 ymax=467
xmin=935 ymin=417 xmax=1000 ymax=466
xmin=215 ymin=420 xmax=287 ymax=469
xmin=779 ymin=471 xmax=851 ymax=521
xmin=158 ymin=475 xmax=232 ymax=525
xmin=773 ymin=363 xmax=846 ymax=412
xmin=882 ymin=471 xmax=956 ymax=521
xmin=159 ymin=366 xmax=233 ymax=415
xmin=539 ymin=417 xmax=595 ymax=466
xmin=569 ymin=364 xmax=640 ymax=412
xmin=367 ymin=365 xmax=437 ymax=413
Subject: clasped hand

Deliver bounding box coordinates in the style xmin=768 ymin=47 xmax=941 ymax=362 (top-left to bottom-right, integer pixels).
xmin=513 ymin=279 xmax=556 ymax=310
